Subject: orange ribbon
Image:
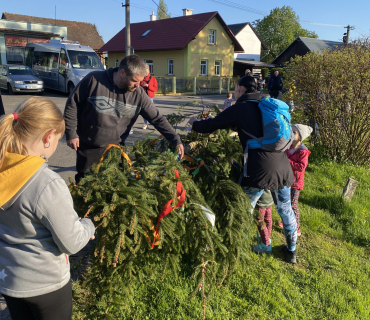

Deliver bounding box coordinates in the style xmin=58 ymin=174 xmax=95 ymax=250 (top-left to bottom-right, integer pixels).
xmin=152 ymin=169 xmax=186 ymax=248
xmin=150 ymin=135 xmax=164 ymax=146
xmin=183 ymin=155 xmax=204 ymax=175
xmin=97 ymin=144 xmax=133 ymax=171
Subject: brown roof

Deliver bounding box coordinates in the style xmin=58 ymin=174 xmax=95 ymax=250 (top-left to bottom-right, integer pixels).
xmin=99 ymin=11 xmax=243 ymax=53
xmin=1 ymin=12 xmax=104 ymax=50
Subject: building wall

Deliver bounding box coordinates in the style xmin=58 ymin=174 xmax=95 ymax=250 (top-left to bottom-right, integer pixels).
xmin=0 ymin=20 xmax=67 ymax=64
xmin=105 ymin=17 xmax=236 ymax=77
xmin=0 ymin=20 xmax=67 ymax=38
xmin=190 ymin=17 xmax=234 ymax=77
xmin=234 ymin=24 xmax=261 ymax=61
xmin=107 ymin=50 xmax=186 ymax=77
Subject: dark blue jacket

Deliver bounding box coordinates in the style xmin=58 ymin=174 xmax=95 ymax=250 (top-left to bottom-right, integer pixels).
xmin=192 ymin=93 xmax=293 ymax=190
xmin=268 ymin=75 xmax=283 ymax=91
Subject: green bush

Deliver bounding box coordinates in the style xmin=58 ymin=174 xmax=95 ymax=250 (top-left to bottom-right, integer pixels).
xmin=286 ymin=46 xmax=370 ymax=166
xmin=261 ymin=68 xmax=269 ymax=80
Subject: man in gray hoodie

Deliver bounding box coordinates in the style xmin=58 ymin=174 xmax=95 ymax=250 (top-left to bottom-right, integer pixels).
xmin=64 ymin=55 xmax=184 ymax=183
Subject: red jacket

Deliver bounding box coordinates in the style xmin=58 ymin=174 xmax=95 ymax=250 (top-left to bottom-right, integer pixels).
xmin=285 ymin=144 xmax=311 ymax=190
xmin=140 ymin=74 xmax=158 ymax=99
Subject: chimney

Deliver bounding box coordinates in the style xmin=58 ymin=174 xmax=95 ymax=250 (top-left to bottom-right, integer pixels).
xmin=182 ymin=8 xmax=193 ymax=16
xmin=150 ymin=11 xmax=156 ymax=21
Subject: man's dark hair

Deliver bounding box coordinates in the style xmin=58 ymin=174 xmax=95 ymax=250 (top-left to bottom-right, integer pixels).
xmin=119 ymin=55 xmax=147 ymax=77
xmin=237 ymin=76 xmax=257 ymax=93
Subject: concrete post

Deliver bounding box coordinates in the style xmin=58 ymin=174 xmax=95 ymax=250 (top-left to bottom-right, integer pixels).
xmin=193 ymin=77 xmax=197 ymax=95
xmin=227 ymin=77 xmax=230 ymax=93
xmin=172 ymin=77 xmax=176 ymax=94
xmin=218 ymin=77 xmax=222 ymax=94
xmin=343 ymin=177 xmax=358 ymax=201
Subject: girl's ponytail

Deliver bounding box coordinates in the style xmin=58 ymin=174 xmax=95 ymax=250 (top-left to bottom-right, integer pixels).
xmin=0 ymin=97 xmax=64 ymax=168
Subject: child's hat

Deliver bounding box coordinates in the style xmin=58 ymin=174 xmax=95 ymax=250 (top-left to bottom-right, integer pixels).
xmin=292 ymin=124 xmax=313 ymax=142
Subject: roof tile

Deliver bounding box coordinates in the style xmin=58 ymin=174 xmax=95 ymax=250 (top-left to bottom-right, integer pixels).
xmin=99 ymin=12 xmax=243 ymax=53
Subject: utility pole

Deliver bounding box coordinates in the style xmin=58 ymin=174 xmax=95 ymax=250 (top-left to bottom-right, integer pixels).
xmin=343 ymin=25 xmax=354 ymax=45
xmin=123 ymin=0 xmax=131 ymax=56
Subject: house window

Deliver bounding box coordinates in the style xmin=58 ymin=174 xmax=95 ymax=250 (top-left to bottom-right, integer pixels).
xmin=145 ymin=59 xmax=153 ymax=74
xmin=200 ymin=60 xmax=207 ymax=76
xmin=209 ymin=30 xmax=216 ymax=45
xmin=168 ymin=59 xmax=174 ymax=75
xmin=215 ymin=60 xmax=221 ymax=76
xmin=115 ymin=59 xmax=119 ymax=67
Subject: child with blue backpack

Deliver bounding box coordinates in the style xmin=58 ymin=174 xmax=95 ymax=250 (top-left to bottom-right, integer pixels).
xmin=189 ymin=76 xmax=298 ymax=263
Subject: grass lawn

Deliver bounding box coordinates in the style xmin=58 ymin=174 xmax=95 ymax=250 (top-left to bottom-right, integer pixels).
xmin=73 ymin=147 xmax=370 ymax=319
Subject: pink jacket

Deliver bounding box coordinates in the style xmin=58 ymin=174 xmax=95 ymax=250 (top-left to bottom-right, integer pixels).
xmin=285 ymin=144 xmax=311 ymax=190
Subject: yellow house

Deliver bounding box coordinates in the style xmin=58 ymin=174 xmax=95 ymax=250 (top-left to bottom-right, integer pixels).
xmin=99 ymin=10 xmax=243 ymax=78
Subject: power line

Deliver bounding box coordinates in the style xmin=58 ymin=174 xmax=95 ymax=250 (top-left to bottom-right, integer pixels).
xmin=206 ymin=0 xmax=347 ymax=28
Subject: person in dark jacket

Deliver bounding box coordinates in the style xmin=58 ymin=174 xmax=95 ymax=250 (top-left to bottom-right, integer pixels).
xmin=188 ymin=76 xmax=298 ymax=263
xmin=64 ymin=55 xmax=184 ymax=183
xmin=268 ymin=70 xmax=283 ymax=98
xmin=0 ymin=90 xmax=5 ymax=117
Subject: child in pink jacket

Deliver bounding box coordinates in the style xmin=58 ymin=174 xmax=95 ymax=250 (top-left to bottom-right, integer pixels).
xmin=279 ymin=124 xmax=312 ymax=236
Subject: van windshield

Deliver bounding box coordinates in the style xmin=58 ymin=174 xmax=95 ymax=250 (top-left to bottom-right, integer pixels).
xmin=67 ymin=50 xmax=103 ymax=70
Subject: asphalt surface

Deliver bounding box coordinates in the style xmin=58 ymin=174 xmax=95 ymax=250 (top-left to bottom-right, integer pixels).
xmin=0 ymin=88 xmax=226 ymax=318
xmin=1 ymin=89 xmax=226 ymax=183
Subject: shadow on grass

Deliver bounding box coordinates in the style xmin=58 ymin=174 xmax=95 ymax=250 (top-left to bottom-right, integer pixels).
xmin=300 ymin=193 xmax=369 ymax=247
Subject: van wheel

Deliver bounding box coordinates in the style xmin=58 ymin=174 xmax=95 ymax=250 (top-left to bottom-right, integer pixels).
xmin=68 ymin=83 xmax=75 ymax=95
xmin=7 ymin=83 xmax=14 ymax=95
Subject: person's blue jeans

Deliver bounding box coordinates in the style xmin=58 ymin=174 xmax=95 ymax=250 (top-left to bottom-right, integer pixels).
xmin=243 ymin=186 xmax=297 ymax=251
xmin=144 ymin=98 xmax=154 ymax=125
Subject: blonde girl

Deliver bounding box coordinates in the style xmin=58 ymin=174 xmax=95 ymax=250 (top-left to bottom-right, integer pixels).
xmin=0 ymin=97 xmax=95 ymax=320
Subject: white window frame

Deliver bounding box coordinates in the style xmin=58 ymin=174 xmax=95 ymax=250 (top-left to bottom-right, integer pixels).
xmin=145 ymin=59 xmax=153 ymax=74
xmin=168 ymin=59 xmax=174 ymax=75
xmin=200 ymin=60 xmax=208 ymax=76
xmin=115 ymin=59 xmax=119 ymax=68
xmin=214 ymin=60 xmax=221 ymax=76
xmin=209 ymin=30 xmax=216 ymax=45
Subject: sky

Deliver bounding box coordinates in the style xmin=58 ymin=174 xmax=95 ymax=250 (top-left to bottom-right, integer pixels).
xmin=1 ymin=0 xmax=369 ymax=45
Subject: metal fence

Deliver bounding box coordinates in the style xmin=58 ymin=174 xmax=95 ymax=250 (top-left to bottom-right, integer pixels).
xmin=155 ymin=76 xmax=239 ymax=95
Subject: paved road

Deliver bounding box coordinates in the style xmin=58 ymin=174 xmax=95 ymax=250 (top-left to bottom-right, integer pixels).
xmin=0 ymin=89 xmax=226 ymax=318
xmin=1 ymin=89 xmax=226 ymax=183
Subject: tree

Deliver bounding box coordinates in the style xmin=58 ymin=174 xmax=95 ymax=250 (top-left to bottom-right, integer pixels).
xmin=70 ymin=122 xmax=254 ymax=318
xmin=253 ymin=6 xmax=318 ymax=62
xmin=157 ymin=0 xmax=171 ymax=20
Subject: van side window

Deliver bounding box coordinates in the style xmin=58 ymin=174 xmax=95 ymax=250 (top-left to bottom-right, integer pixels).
xmin=59 ymin=49 xmax=68 ymax=74
xmin=33 ymin=51 xmax=59 ymax=71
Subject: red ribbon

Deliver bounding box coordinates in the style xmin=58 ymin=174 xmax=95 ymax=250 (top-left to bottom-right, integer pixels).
xmin=152 ymin=169 xmax=186 ymax=248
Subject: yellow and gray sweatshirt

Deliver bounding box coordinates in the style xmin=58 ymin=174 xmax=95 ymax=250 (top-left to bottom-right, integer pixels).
xmin=0 ymin=153 xmax=95 ymax=298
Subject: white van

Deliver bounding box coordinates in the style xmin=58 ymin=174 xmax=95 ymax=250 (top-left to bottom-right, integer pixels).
xmin=25 ymin=40 xmax=104 ymax=94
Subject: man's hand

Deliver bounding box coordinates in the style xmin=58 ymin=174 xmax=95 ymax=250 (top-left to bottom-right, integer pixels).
xmin=67 ymin=138 xmax=80 ymax=151
xmin=177 ymin=144 xmax=184 ymax=160
xmin=90 ymin=235 xmax=95 ymax=240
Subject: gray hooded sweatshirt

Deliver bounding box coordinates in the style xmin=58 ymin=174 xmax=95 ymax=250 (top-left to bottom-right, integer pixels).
xmin=64 ymin=67 xmax=182 ymax=148
xmin=0 ymin=157 xmax=95 ymax=298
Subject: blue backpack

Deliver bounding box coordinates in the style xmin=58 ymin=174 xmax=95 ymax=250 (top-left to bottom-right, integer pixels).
xmin=241 ymin=97 xmax=293 ymax=177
